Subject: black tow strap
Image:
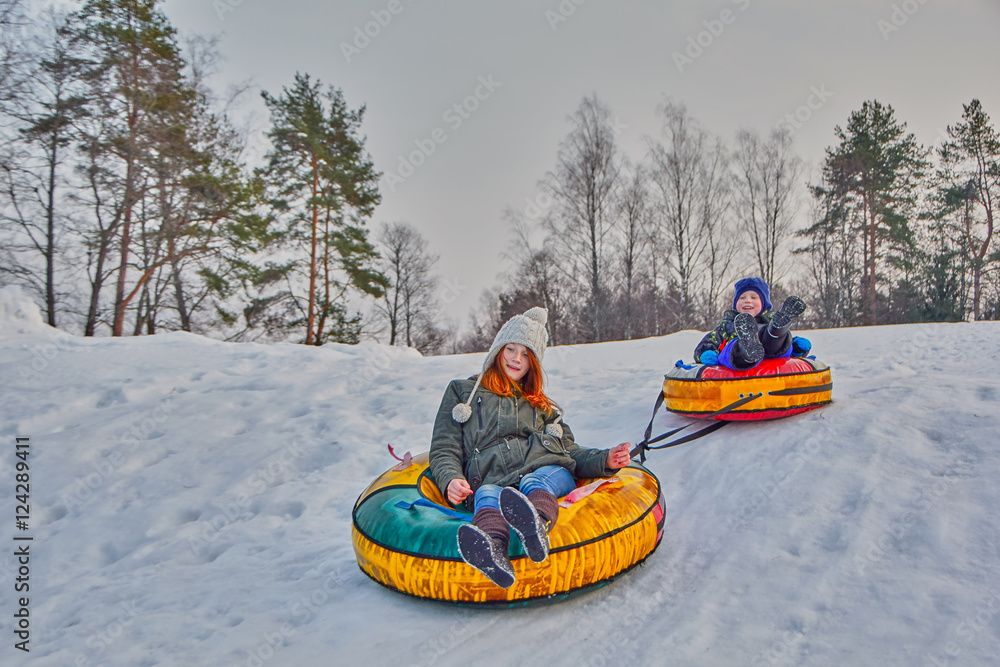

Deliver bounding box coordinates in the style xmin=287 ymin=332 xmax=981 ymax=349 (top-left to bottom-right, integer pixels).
xmin=629 ymin=391 xmax=761 ymax=463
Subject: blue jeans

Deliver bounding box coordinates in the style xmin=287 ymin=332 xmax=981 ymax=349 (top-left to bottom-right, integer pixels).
xmin=473 ymin=465 xmax=576 ymax=512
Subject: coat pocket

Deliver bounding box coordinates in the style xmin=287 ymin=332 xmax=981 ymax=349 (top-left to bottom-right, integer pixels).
xmin=464 ymin=448 xmax=484 ymax=488
xmin=528 ymin=431 xmax=566 ymax=455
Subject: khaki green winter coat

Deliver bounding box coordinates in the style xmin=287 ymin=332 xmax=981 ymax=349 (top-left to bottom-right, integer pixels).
xmin=429 ymin=377 xmax=613 ymax=512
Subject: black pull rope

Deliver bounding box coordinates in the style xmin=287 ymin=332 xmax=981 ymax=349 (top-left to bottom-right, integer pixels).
xmin=630 ymin=391 xmax=762 ymax=462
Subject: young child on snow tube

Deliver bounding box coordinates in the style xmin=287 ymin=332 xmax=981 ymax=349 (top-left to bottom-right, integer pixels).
xmin=693 ymin=277 xmax=812 ymax=370
xmin=429 ymin=307 xmax=632 ymax=589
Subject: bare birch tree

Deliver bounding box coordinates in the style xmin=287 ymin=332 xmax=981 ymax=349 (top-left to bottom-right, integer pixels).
xmin=732 ymin=127 xmax=803 ymax=289
xmin=647 ymin=102 xmax=732 ymax=327
xmin=614 ymin=161 xmax=650 ymax=339
xmin=375 ymin=221 xmax=443 ymax=352
xmin=542 ymin=94 xmax=621 ymax=342
xmin=502 ymin=208 xmax=570 ymax=345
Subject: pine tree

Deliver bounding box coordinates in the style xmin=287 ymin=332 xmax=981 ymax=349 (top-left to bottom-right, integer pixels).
xmin=937 ymin=99 xmax=1000 ymax=320
xmin=70 ymin=0 xmax=193 ymax=336
xmin=818 ymin=101 xmax=929 ymax=325
xmin=260 ymin=73 xmax=386 ymax=345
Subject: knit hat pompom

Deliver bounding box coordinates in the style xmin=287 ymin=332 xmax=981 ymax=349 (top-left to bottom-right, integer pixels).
xmin=732 ymin=277 xmax=773 ymax=312
xmin=452 ymin=402 xmax=472 ymax=424
xmin=522 ymin=306 xmax=548 ymax=327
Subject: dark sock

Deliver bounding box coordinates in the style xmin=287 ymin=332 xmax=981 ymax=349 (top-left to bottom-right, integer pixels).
xmin=526 ymin=490 xmax=559 ymax=531
xmin=472 ymin=507 xmax=510 ymax=553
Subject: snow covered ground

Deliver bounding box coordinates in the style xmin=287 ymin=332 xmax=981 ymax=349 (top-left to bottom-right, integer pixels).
xmin=1 ymin=285 xmax=999 ymax=667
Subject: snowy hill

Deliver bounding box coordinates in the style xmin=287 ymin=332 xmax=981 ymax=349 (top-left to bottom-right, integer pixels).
xmin=2 ymin=285 xmax=999 ymax=667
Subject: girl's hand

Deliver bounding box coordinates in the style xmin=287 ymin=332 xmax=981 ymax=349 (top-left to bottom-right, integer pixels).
xmin=447 ymin=478 xmax=473 ymax=505
xmin=607 ymin=442 xmax=632 ymax=470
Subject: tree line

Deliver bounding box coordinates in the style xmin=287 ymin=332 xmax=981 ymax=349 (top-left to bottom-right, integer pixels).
xmin=2 ymin=1 xmax=998 ymax=354
xmin=453 ymin=94 xmax=999 ymax=353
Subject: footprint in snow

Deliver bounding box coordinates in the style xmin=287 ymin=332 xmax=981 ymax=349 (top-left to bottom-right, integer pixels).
xmin=177 ymin=508 xmax=202 ymax=525
xmin=267 ymin=500 xmax=306 ymax=520
xmin=96 ymin=387 xmax=127 ymax=408
xmin=976 ymin=385 xmax=997 ymax=402
xmin=200 ymin=542 xmax=231 ymax=564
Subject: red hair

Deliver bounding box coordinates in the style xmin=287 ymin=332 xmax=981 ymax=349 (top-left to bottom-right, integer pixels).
xmin=480 ymin=348 xmax=557 ymax=414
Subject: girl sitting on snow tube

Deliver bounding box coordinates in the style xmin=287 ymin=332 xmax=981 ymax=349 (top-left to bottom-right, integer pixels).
xmin=694 ymin=277 xmax=812 ymax=369
xmin=429 ymin=306 xmax=632 ymax=589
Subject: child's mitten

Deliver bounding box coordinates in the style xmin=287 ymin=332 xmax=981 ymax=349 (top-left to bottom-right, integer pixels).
xmin=792 ymin=336 xmax=812 ymax=356
xmin=699 ymin=350 xmax=719 ymax=365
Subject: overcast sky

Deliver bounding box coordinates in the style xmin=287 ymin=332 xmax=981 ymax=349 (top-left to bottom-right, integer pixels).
xmin=161 ymin=0 xmax=1000 ymax=329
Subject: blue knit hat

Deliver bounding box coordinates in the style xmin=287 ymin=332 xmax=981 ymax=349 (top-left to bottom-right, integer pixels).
xmin=732 ymin=277 xmax=772 ymax=311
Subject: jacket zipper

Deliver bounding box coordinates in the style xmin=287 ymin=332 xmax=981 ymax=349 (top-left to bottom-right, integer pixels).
xmin=507 ymin=397 xmax=515 ymax=450
xmin=476 ymin=397 xmax=483 ymax=429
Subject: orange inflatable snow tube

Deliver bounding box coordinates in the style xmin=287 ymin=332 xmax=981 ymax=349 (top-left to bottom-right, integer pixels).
xmin=663 ymin=357 xmax=833 ymax=420
xmin=352 ymin=452 xmax=665 ymax=606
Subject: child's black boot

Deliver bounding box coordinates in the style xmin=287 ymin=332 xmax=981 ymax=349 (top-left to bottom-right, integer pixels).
xmin=500 ymin=487 xmax=552 ymax=563
xmin=767 ymin=296 xmax=807 ymax=340
xmin=733 ymin=311 xmax=764 ymax=367
xmin=457 ymin=507 xmax=514 ymax=588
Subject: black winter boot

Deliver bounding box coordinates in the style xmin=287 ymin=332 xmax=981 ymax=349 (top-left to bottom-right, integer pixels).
xmin=457 ymin=508 xmax=514 ymax=588
xmin=767 ymin=296 xmax=807 ymax=339
xmin=500 ymin=487 xmax=551 ymax=563
xmin=732 ymin=312 xmax=764 ymax=367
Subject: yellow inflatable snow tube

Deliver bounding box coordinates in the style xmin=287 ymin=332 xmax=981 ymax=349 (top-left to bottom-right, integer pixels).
xmin=664 ymin=357 xmax=833 ymax=420
xmin=352 ymin=452 xmax=665 ymax=606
